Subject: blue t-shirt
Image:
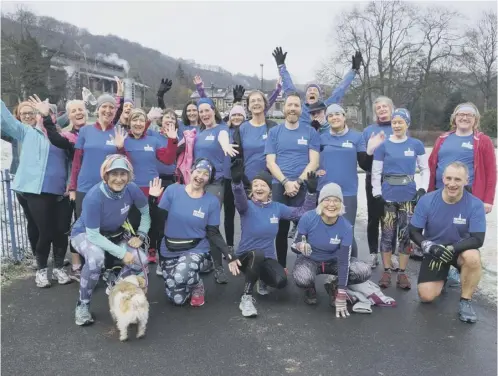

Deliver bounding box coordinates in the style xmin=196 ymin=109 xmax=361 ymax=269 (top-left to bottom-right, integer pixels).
xmin=436 ymin=133 xmax=475 ymax=189
xmin=411 ymin=190 xmax=486 ymax=245
xmin=318 ymin=129 xmax=366 ymax=196
xmin=123 ymin=135 xmax=164 ymax=187
xmin=297 ymin=212 xmax=353 ymax=262
xmin=264 ymin=124 xmax=320 ymax=183
xmin=238 ymin=121 xmax=269 ymax=181
xmin=194 ymin=124 xmax=229 ymax=181
xmin=71 ymin=182 xmax=147 ymax=237
xmin=374 ymin=137 xmax=425 ymax=202
xmin=75 ymin=124 xmax=118 ymax=193
xmin=159 ymin=184 xmax=220 ymax=258
xmin=41 ymin=144 xmax=68 ymax=195
xmin=237 ymin=201 xmax=294 ymax=259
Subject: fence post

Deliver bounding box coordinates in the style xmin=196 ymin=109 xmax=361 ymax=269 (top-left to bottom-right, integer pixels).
xmin=4 ymin=169 xmax=20 ymax=262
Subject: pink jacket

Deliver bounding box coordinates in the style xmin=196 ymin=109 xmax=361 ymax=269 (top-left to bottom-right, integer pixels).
xmin=175 ymin=129 xmax=197 ymax=184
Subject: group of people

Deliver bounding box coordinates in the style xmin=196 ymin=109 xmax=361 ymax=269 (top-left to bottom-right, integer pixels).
xmin=1 ymin=46 xmax=495 ymax=326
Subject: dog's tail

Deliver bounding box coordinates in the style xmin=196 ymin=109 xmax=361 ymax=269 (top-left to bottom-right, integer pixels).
xmin=119 ymin=292 xmax=149 ymax=313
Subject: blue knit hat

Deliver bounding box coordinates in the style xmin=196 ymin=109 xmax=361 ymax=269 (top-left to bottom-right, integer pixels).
xmin=392 ymin=108 xmax=411 ymax=127
xmin=197 ymin=97 xmax=215 ymax=109
xmin=305 ymin=83 xmax=323 ymax=98
xmin=192 ymin=158 xmax=213 ymax=176
xmin=124 ymin=98 xmax=134 ymax=106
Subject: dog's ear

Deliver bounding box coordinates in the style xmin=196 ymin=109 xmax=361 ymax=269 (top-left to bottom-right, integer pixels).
xmin=137 ymin=276 xmax=146 ymax=290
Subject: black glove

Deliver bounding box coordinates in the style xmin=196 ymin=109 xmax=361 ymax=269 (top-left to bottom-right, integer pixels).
xmin=352 ymin=51 xmax=363 ymax=71
xmin=412 ymin=188 xmax=426 ymax=205
xmin=311 ymin=120 xmax=321 ymax=131
xmin=306 ymin=171 xmax=318 ymax=193
xmin=272 ymin=47 xmax=287 ymax=66
xmin=233 ymin=85 xmax=245 ymax=103
xmin=421 ymin=241 xmax=454 ymax=264
xmin=157 ymin=78 xmax=173 ymax=96
xmin=230 ymin=159 xmax=244 ymax=184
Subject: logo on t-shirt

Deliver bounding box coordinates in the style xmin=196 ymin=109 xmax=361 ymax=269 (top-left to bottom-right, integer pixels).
xmin=404 ymin=148 xmax=414 ymax=157
xmin=262 ymin=133 xmax=268 ymax=140
xmin=270 ymin=214 xmax=278 ymax=224
xmin=453 ymin=214 xmax=467 ymax=225
xmin=144 ymin=144 xmax=154 ymax=152
xmin=205 ymin=134 xmax=215 ymax=141
xmin=461 ymin=142 xmax=473 ymax=150
xmin=106 ymin=139 xmax=115 ymax=146
xmin=297 ymin=137 xmax=308 ymax=145
xmin=329 ymin=234 xmax=341 ymax=245
xmin=193 ymin=207 xmax=205 ymax=219
xmin=342 ymin=140 xmax=353 ymax=148
xmin=121 ymin=203 xmax=130 ymax=215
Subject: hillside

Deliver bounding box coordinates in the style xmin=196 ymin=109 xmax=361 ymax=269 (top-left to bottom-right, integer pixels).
xmin=0 ymin=13 xmax=281 ymax=105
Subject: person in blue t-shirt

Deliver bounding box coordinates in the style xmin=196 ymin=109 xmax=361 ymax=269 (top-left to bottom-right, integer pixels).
xmin=409 ymin=162 xmax=485 ymax=324
xmin=148 ymin=158 xmax=234 ymax=307
xmin=70 ymin=155 xmax=151 ymax=326
xmin=291 ymin=183 xmax=371 ymax=318
xmin=227 ymin=161 xmax=318 ymax=317
xmin=372 ymin=109 xmax=429 ymax=290
xmin=265 ymin=93 xmax=320 ymax=270
xmin=194 ymin=97 xmax=238 ymax=284
xmin=317 ymin=103 xmax=385 ymax=258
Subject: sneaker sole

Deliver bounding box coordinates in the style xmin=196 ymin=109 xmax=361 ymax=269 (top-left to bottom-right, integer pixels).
xmin=459 ymin=316 xmax=477 ymax=324
xmin=36 ymin=283 xmax=51 ymax=288
xmin=257 ymin=290 xmax=269 ymax=296
xmin=190 ymin=301 xmax=205 ymax=307
xmin=215 ymin=277 xmax=228 ymax=284
xmin=240 ymin=309 xmax=258 ymax=318
xmin=396 ymin=284 xmax=411 ymax=290
xmin=75 ymin=318 xmax=95 ymax=326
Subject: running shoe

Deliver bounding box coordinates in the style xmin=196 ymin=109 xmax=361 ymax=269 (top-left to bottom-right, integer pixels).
xmin=69 ymin=266 xmax=82 ymax=282
xmin=447 ymin=266 xmax=461 ymax=287
xmin=239 ymin=294 xmax=258 ymax=317
xmin=52 ymin=267 xmax=72 ymax=285
xmin=214 ymin=265 xmax=228 ymax=284
xmin=75 ymin=302 xmax=94 ymax=326
xmin=459 ymin=299 xmax=477 ymax=323
xmin=304 ymin=287 xmax=317 ymax=305
xmin=256 ymin=280 xmax=269 ymax=296
xmin=378 ymin=271 xmax=392 ymax=288
xmin=35 ymin=268 xmax=51 ymax=288
xmin=200 ymin=258 xmax=214 ymax=274
xmin=396 ymin=273 xmax=411 ymax=290
xmin=63 ymin=258 xmax=70 ymax=267
xmin=190 ymin=280 xmax=205 ymax=307
xmin=147 ymin=248 xmax=157 ymax=264
xmin=27 ymin=258 xmax=38 ymax=271
xmin=369 ymin=254 xmax=379 ymax=269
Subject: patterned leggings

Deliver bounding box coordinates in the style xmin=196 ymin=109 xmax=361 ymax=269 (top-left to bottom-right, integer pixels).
xmin=160 ymin=253 xmax=211 ymax=305
xmin=292 ymin=256 xmax=371 ymax=288
xmin=380 ymin=201 xmax=414 ymax=255
xmin=71 ymin=233 xmax=147 ymax=304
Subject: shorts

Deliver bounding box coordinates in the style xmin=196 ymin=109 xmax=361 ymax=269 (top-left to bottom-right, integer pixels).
xmin=417 ymin=253 xmax=461 ymax=284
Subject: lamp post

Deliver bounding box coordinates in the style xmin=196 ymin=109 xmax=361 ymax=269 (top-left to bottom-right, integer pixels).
xmin=210 ymin=83 xmax=215 ymax=98
xmin=260 ymin=64 xmax=264 ymax=91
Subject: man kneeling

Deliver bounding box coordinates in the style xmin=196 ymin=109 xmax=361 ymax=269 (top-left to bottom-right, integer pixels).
xmin=409 ymin=162 xmax=486 ymax=323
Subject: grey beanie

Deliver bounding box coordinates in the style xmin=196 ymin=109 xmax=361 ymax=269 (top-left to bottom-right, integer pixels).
xmin=326 ymin=104 xmax=345 ymax=117
xmin=318 ymin=183 xmax=343 ymax=203
xmin=96 ymin=94 xmax=115 ymax=110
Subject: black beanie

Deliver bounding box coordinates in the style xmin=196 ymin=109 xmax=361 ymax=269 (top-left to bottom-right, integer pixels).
xmin=252 ymin=170 xmax=272 ymax=189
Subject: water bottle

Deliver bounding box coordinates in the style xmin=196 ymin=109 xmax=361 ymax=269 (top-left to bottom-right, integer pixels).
xmin=82 ymin=87 xmax=97 ymax=106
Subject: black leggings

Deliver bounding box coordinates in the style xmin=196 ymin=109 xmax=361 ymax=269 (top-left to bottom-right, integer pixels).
xmin=21 ymin=193 xmax=71 ymax=269
xmin=223 ymin=178 xmax=235 ymax=247
xmin=239 ymin=250 xmax=288 ymax=294
xmin=16 ymin=192 xmax=38 ymax=256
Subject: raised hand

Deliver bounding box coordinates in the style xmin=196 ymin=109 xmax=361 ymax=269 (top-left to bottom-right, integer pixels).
xmin=110 ymin=125 xmax=128 ymax=148
xmin=149 ymin=177 xmax=164 ymax=198
xmin=233 ymin=85 xmax=245 ymax=103
xmin=147 ymin=107 xmax=163 ymax=121
xmin=306 ymin=171 xmax=318 ymax=194
xmin=158 ymin=78 xmax=173 ymax=96
xmin=193 ymin=75 xmax=204 ymax=88
xmin=115 ymin=76 xmax=124 ymax=97
xmin=164 ymin=124 xmax=178 ymax=139
xmin=27 ymin=94 xmax=50 ymax=116
xmin=272 ymin=46 xmax=287 ymax=66
xmin=366 ymin=131 xmax=386 ymax=155
xmin=352 ymin=51 xmax=363 ymax=71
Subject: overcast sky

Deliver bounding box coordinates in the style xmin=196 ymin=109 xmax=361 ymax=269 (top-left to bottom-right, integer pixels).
xmin=2 ymin=0 xmax=496 ymax=83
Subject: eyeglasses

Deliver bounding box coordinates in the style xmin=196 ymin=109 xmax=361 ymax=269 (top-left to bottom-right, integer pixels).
xmin=322 ymin=197 xmax=341 ymax=205
xmin=20 ymin=111 xmax=35 ymax=117
xmin=456 ymin=113 xmax=475 ymax=119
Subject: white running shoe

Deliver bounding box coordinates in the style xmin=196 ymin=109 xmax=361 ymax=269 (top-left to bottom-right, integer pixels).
xmin=35 ymin=268 xmax=51 ymax=288
xmin=239 ymin=294 xmax=258 ymax=317
xmin=52 ymin=268 xmax=72 ymax=285
xmin=369 ymin=254 xmax=379 ymax=269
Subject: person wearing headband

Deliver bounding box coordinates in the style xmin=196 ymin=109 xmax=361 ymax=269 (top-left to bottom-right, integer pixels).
xmin=148 ymin=158 xmax=234 ymax=307
xmin=227 ymin=161 xmax=318 ymax=317
xmin=70 ymin=155 xmax=150 ymax=326
xmin=291 ymin=183 xmax=371 ymax=318
xmin=372 ymin=108 xmax=429 ymax=290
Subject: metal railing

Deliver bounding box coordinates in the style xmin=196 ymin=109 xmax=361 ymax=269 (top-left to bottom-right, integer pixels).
xmin=0 ymin=169 xmax=31 ymax=262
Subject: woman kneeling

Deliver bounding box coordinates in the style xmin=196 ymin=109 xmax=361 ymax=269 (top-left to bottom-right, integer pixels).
xmin=70 ymin=155 xmax=150 ymax=326
xmin=292 ymin=183 xmax=371 ymax=318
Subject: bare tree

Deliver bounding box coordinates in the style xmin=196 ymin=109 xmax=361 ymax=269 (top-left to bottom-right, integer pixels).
xmin=460 ymin=11 xmax=497 ymax=111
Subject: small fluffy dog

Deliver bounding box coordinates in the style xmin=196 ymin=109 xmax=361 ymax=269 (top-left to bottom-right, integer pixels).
xmin=108 ymin=275 xmax=149 ymax=342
